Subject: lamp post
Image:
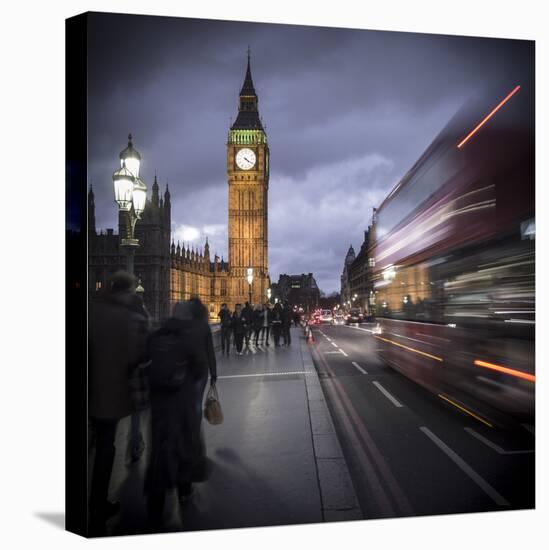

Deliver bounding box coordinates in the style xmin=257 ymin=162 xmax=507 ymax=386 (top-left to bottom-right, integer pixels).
xmin=247 ymin=267 xmax=254 ymax=305
xmin=267 ymin=287 xmax=272 ymax=304
xmin=113 ymin=134 xmax=147 ymax=276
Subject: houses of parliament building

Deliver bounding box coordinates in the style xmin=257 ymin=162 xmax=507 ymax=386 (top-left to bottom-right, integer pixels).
xmin=88 ymin=54 xmax=270 ymax=321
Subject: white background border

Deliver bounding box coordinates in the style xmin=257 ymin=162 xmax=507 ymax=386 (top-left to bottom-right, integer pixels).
xmin=0 ymin=0 xmax=546 ymax=548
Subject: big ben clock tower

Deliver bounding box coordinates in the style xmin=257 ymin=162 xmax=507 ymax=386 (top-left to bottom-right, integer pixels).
xmin=227 ymin=51 xmax=270 ymax=307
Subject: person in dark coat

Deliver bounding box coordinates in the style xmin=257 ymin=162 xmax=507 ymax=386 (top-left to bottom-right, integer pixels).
xmin=293 ymin=309 xmax=301 ymax=327
xmin=126 ymin=292 xmax=151 ymax=465
xmin=145 ymin=301 xmax=194 ymax=528
xmin=271 ymin=302 xmax=283 ymax=346
xmin=145 ymin=299 xmax=217 ymax=528
xmin=218 ymin=303 xmax=232 ymax=356
xmin=88 ymin=271 xmax=147 ymax=534
xmin=182 ymin=298 xmax=217 ymax=491
xmin=252 ymin=304 xmax=264 ymax=346
xmin=231 ymin=304 xmax=246 ymax=355
xmin=241 ymin=302 xmax=254 ymax=348
xmin=261 ymin=303 xmax=271 ymax=345
xmin=281 ymin=302 xmax=292 ymax=346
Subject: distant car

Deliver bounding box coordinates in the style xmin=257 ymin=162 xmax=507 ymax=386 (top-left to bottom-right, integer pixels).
xmin=345 ymin=309 xmax=363 ymax=324
xmin=333 ymin=312 xmax=345 ymax=325
xmin=308 ymin=313 xmax=320 ymax=326
xmin=319 ymin=309 xmax=333 ymax=324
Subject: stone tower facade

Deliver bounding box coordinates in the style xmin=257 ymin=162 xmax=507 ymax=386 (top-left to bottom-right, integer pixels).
xmin=227 ymin=52 xmax=270 ymax=308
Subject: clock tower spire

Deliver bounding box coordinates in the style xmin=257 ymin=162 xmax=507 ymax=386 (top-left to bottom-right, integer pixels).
xmin=227 ymin=51 xmax=270 ymax=308
xmin=231 ymin=47 xmax=264 ymax=132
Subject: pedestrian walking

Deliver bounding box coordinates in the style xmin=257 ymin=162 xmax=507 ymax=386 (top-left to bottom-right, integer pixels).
xmin=145 ymin=302 xmax=193 ymax=529
xmin=218 ymin=303 xmax=232 ymax=356
xmin=261 ymin=303 xmax=271 ymax=345
xmin=231 ymin=304 xmax=246 ymax=355
xmin=282 ymin=302 xmax=292 ymax=346
xmin=242 ymin=301 xmax=254 ymax=348
xmin=145 ymin=299 xmax=217 ymax=529
xmin=253 ymin=304 xmax=264 ymax=346
xmin=271 ymin=302 xmax=283 ymax=346
xmin=293 ymin=309 xmax=301 ymax=327
xmin=88 ymin=271 xmax=148 ymax=535
xmin=181 ymin=298 xmax=217 ymax=491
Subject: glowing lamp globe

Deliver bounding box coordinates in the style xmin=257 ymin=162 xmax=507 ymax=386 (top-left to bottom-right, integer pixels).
xmin=112 ymin=165 xmax=134 ymax=210
xmin=132 ymin=177 xmax=147 ymax=218
xmin=119 ymin=133 xmax=141 ymax=177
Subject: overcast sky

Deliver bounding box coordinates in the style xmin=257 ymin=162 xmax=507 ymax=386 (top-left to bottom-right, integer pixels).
xmin=87 ymin=12 xmax=533 ymax=293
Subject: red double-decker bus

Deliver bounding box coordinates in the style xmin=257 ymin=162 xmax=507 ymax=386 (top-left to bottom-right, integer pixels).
xmin=370 ymin=80 xmax=534 ymax=428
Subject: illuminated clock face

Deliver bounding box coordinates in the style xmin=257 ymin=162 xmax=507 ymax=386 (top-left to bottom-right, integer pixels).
xmin=236 ymin=148 xmax=256 ymax=170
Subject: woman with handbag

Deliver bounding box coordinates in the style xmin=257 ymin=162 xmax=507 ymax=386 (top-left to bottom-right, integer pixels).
xmin=178 ymin=298 xmax=218 ymax=500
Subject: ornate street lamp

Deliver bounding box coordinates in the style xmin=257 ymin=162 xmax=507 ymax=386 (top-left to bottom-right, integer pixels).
xmin=267 ymin=287 xmax=272 ymax=303
xmin=113 ymin=134 xmax=147 ymax=276
xmin=247 ymin=267 xmax=254 ymax=305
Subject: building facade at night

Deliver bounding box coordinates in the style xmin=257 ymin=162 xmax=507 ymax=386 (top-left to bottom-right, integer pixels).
xmin=272 ymin=273 xmax=320 ymax=312
xmin=348 ymin=227 xmax=374 ymax=314
xmin=88 ymin=174 xmax=231 ymax=321
xmin=340 ymin=244 xmax=356 ymax=308
xmin=88 ymin=55 xmax=269 ymax=321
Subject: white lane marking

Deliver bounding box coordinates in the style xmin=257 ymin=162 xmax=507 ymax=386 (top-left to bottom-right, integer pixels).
xmin=522 ymin=423 xmax=535 ymax=435
xmin=352 ymin=362 xmax=368 ymax=374
xmin=464 ymin=427 xmax=534 ymax=455
xmin=345 ymin=325 xmax=374 ymax=333
xmin=325 ymin=350 xmax=344 ymax=355
xmin=420 ymin=427 xmax=510 ymax=506
xmin=326 ymin=337 xmax=333 ymax=342
xmin=338 ymin=348 xmax=349 ymax=357
xmin=372 ymin=381 xmax=403 ymax=408
xmin=330 ymin=341 xmax=338 ymax=348
xmin=218 ymin=371 xmax=310 ymax=379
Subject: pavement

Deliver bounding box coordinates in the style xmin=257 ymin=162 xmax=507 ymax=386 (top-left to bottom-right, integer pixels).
xmin=97 ymin=326 xmax=361 ymax=536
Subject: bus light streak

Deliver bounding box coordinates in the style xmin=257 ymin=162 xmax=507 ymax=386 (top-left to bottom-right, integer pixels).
xmin=457 ymin=85 xmax=521 ymax=149
xmin=374 ymin=336 xmax=443 ymax=362
xmin=438 ymin=394 xmax=493 ymax=428
xmin=474 ymin=359 xmax=535 ymax=383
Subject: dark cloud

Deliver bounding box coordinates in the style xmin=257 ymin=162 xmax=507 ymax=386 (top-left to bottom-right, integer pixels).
xmin=88 ymin=12 xmax=533 ymax=293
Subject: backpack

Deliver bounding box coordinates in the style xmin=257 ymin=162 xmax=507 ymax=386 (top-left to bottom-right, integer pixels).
xmin=148 ymin=329 xmax=189 ymax=391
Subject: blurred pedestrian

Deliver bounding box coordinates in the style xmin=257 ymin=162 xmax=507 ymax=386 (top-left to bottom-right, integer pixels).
xmin=261 ymin=303 xmax=271 ymax=345
xmin=293 ymin=309 xmax=301 ymax=327
xmin=126 ymin=292 xmax=151 ymax=465
xmin=253 ymin=304 xmax=264 ymax=346
xmin=88 ymin=271 xmax=147 ymax=535
xmin=242 ymin=301 xmax=254 ymax=348
xmin=181 ymin=298 xmax=217 ymax=494
xmin=145 ymin=301 xmax=193 ymax=528
xmin=271 ymin=302 xmax=283 ymax=346
xmin=145 ymin=299 xmax=217 ymax=528
xmin=218 ymin=303 xmax=232 ymax=356
xmin=282 ymin=302 xmax=292 ymax=346
xmin=232 ymin=304 xmax=246 ymax=355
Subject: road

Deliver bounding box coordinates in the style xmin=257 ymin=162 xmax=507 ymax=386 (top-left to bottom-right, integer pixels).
xmin=310 ymin=322 xmax=535 ymax=520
